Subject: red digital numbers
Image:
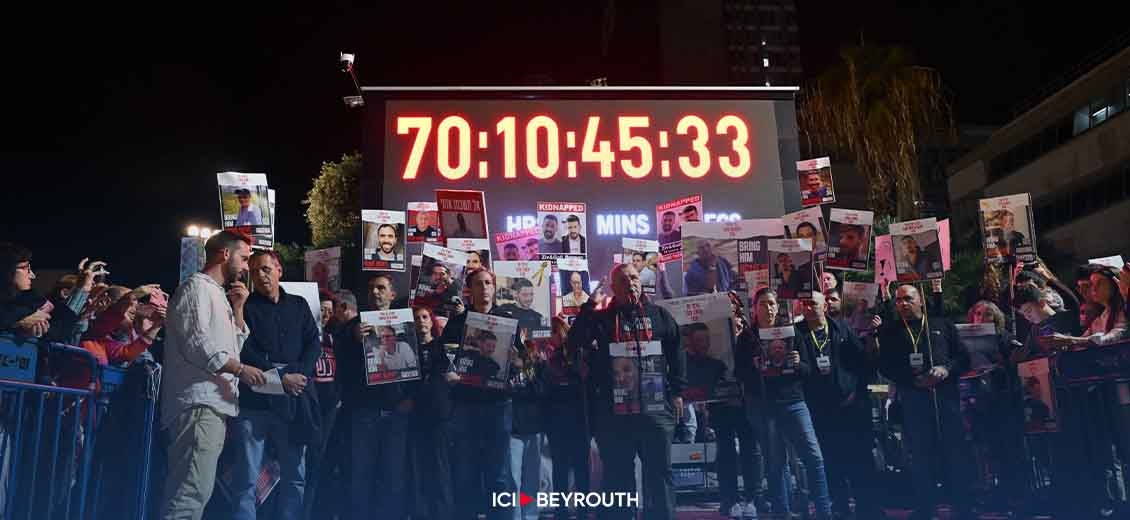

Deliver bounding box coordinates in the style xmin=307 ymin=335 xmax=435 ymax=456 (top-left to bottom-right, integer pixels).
xmin=397 ymin=114 xmax=752 ymax=181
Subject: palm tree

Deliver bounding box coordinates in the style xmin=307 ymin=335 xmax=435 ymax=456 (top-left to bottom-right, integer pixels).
xmin=799 ymin=44 xmax=954 ymax=219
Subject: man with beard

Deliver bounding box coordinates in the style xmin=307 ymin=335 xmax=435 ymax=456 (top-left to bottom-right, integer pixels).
xmin=834 ymin=224 xmax=866 ymax=264
xmin=370 ymin=224 xmax=400 ymax=262
xmin=684 ymin=240 xmax=734 ymax=296
xmin=658 ymin=211 xmax=680 ymax=245
xmin=503 ymin=243 xmax=521 ymax=261
xmin=539 ymin=214 xmax=561 ymax=252
xmin=683 ymin=322 xmax=727 ymax=401
xmin=773 ymin=253 xmax=806 ymax=298
xmin=560 ymin=214 xmax=586 ymax=254
xmin=800 ymin=171 xmax=830 ymax=203
xmin=496 ymin=278 xmax=546 ymax=339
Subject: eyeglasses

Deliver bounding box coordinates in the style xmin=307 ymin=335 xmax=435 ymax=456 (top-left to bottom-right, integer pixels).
xmin=15 ymin=263 xmax=32 ymax=274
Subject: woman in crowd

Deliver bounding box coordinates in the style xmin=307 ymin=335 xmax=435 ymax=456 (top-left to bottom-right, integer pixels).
xmin=543 ymin=316 xmax=591 ymax=520
xmin=1047 ymin=267 xmax=1127 ymax=348
xmin=409 ymin=305 xmax=454 ymax=520
xmin=0 ymin=242 xmax=50 ymax=337
xmin=62 ymin=285 xmax=165 ymax=389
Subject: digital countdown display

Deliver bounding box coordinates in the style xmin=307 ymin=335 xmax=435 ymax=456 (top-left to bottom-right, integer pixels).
xmin=362 ymin=87 xmax=802 ymax=289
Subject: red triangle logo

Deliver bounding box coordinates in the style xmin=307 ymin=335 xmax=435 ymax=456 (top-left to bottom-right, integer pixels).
xmin=519 ymin=493 xmax=533 ymax=506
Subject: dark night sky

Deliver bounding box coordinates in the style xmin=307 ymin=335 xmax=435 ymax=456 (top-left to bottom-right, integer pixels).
xmin=2 ymin=1 xmax=1127 ymax=288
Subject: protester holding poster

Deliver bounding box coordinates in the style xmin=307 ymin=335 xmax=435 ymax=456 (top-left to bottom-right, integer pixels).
xmin=796 ymin=157 xmax=836 ymax=206
xmin=359 ymin=309 xmax=420 ymax=384
xmin=494 ymin=228 xmax=539 ymax=262
xmin=656 ymin=195 xmax=702 ymax=262
xmin=407 ymin=201 xmax=442 ymax=242
xmin=304 ymin=246 xmax=342 ymax=292
xmin=451 ymin=312 xmax=518 ymax=390
xmin=436 ymin=189 xmax=488 ymax=240
xmin=536 ymin=202 xmax=587 ymax=255
xmin=217 ymin=171 xmax=273 ymax=248
xmin=890 ymin=218 xmax=944 ymax=282
xmin=783 ymin=207 xmax=828 ymax=263
xmin=656 ymin=293 xmax=738 ymax=402
xmin=362 ymin=210 xmax=407 ymax=271
xmin=769 ymin=238 xmax=814 ymax=299
xmin=493 ymin=260 xmax=553 ymax=340
xmin=980 ymin=193 xmax=1037 ymax=264
xmin=623 ymin=238 xmax=660 ymax=295
xmin=414 ymin=244 xmax=469 ymax=318
xmin=826 ymin=208 xmax=873 ymax=271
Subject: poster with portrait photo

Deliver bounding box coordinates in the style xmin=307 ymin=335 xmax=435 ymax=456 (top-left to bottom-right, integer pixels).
xmin=796 ymin=157 xmax=836 ymax=207
xmin=436 ymin=189 xmax=488 ymax=241
xmin=268 ymin=189 xmax=276 ymax=242
xmin=446 ymin=238 xmax=491 ymax=272
xmin=756 ymin=326 xmax=798 ymax=378
xmin=734 ymin=218 xmax=785 ymax=294
xmin=407 ymin=255 xmax=422 ymax=305
xmin=656 ymin=293 xmax=738 ymax=403
xmin=680 ymin=221 xmax=749 ymax=296
xmin=1018 ymin=357 xmax=1058 ymax=433
xmin=873 ymin=235 xmax=898 ymax=288
xmin=494 ymin=228 xmax=541 ymax=262
xmin=556 ymin=256 xmax=591 ymax=317
xmin=217 ymin=172 xmax=273 ymax=248
xmin=304 ymin=246 xmax=341 ymax=293
xmin=609 ymin=339 xmax=668 ymax=416
xmin=414 ymin=244 xmax=468 ymax=318
xmin=622 ymin=238 xmax=661 ymax=296
xmin=179 ymin=237 xmax=206 ymax=285
xmin=536 ymin=202 xmax=588 ymax=256
xmin=359 ymin=309 xmax=420 ymax=385
xmin=407 ymin=201 xmax=442 ymax=243
xmin=362 ymin=209 xmax=407 ymax=272
xmin=826 ymin=208 xmax=873 ymax=271
xmin=956 ymin=323 xmax=1000 ymax=372
xmin=979 ymin=193 xmax=1037 ymax=265
xmin=452 ymin=312 xmax=518 ymax=390
xmin=841 ymin=282 xmax=879 ymax=337
xmin=889 ymin=218 xmax=944 ymax=282
xmin=768 ymin=238 xmax=814 ymax=299
xmin=783 ymin=207 xmax=829 ymax=263
xmin=656 ymin=195 xmax=703 ymax=262
xmin=493 ymin=261 xmax=553 ymax=340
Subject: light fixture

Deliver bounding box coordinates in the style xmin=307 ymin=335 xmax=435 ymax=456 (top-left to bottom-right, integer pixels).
xmin=200 ymin=228 xmax=213 ymax=239
xmin=186 ymin=225 xmax=200 ymax=238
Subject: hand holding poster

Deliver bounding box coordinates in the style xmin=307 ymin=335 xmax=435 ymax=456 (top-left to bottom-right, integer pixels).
xmin=494 ymin=228 xmax=541 ymax=261
xmin=557 ymin=256 xmax=591 ymax=317
xmin=826 ymin=209 xmax=873 ymax=271
xmin=1089 ymin=255 xmax=1125 ymax=270
xmin=757 ymin=326 xmax=798 ymax=377
xmin=889 ymin=218 xmax=944 ymax=282
xmin=655 ymin=293 xmax=738 ymax=402
xmin=217 ymin=172 xmax=273 ymax=248
xmin=446 ymin=238 xmax=491 ymax=271
xmin=407 ymin=201 xmax=442 ymax=243
xmin=979 ymin=193 xmax=1037 ymax=264
xmin=536 ymin=202 xmax=588 ymax=255
xmin=414 ymin=244 xmax=469 ymax=318
xmin=656 ymin=195 xmax=703 ymax=262
xmin=783 ymin=207 xmax=829 ymax=263
xmin=436 ymin=190 xmax=488 ymax=241
xmin=623 ymin=238 xmax=660 ymax=295
xmin=768 ymin=238 xmax=814 ymax=299
xmin=452 ymin=312 xmax=518 ymax=390
xmin=304 ymin=246 xmax=342 ymax=292
xmin=841 ymin=282 xmax=879 ymax=337
xmin=796 ymin=157 xmax=836 ymax=207
xmin=493 ymin=261 xmax=553 ymax=340
xmin=362 ymin=210 xmax=407 ymax=271
xmin=359 ymin=309 xmax=421 ymax=385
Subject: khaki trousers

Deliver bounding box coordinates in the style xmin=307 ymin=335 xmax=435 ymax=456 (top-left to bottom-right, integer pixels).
xmin=161 ymin=405 xmax=228 ymax=520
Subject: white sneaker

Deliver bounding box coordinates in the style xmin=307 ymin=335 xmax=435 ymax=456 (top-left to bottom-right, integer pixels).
xmin=729 ymin=503 xmax=744 ymax=519
xmin=742 ymin=501 xmax=758 ymax=519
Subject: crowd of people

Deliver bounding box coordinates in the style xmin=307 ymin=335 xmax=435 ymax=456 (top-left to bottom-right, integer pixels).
xmin=2 ymin=232 xmax=1130 ymax=520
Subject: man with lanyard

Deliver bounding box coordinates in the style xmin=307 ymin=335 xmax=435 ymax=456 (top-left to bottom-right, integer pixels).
xmin=568 ymin=263 xmax=686 ymax=520
xmin=796 ymin=291 xmax=879 ymax=519
xmin=876 ymin=284 xmax=975 ymax=520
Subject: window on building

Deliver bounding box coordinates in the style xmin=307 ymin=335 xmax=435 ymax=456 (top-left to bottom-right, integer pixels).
xmin=1073 ymin=106 xmax=1091 ymax=135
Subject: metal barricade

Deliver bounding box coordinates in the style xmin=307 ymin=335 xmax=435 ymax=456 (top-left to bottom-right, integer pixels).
xmin=89 ymin=360 xmax=161 ymax=520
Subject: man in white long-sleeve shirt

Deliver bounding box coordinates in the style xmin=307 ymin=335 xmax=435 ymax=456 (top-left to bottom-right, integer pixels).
xmin=160 ymin=230 xmax=266 ymax=520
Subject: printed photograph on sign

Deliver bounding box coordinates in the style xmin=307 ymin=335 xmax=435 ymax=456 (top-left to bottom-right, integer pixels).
xmin=216 ymin=172 xmax=273 ymax=248
xmin=656 ymin=195 xmax=703 ymax=262
xmin=623 ymin=238 xmax=660 ymax=295
xmin=656 ymin=293 xmax=738 ymax=402
xmin=735 ymin=218 xmax=784 ymax=296
xmin=304 ymin=246 xmax=342 ymax=292
xmin=796 ymin=157 xmax=836 ymax=207
xmin=453 ymin=312 xmax=518 ymax=390
xmin=359 ymin=309 xmax=420 ymax=385
xmin=874 ymin=235 xmax=898 ymax=288
xmin=407 ymin=201 xmax=442 ymax=243
xmin=493 ymin=261 xmax=553 ymax=340
xmin=362 ymin=210 xmax=407 ymax=272
xmin=609 ymin=340 xmax=667 ymax=415
xmin=939 ymin=219 xmax=952 ymax=271
xmin=536 ymin=202 xmax=588 ymax=256
xmin=783 ymin=207 xmax=828 ymax=263
xmin=446 ymin=238 xmax=491 ymax=272
xmin=179 ymin=237 xmax=206 ymax=284
xmin=1089 ymin=255 xmax=1125 ymax=270
xmin=407 ymin=255 xmax=422 ymax=305
xmin=979 ymin=193 xmax=1037 ymax=264
xmin=841 ymin=282 xmax=878 ymax=337
xmin=768 ymin=238 xmax=814 ymax=299
xmin=680 ymin=221 xmax=745 ymax=296
xmin=413 ymin=244 xmax=469 ymax=318
xmin=757 ymin=326 xmax=798 ymax=378
xmin=1018 ymin=357 xmax=1058 ymax=433
xmin=956 ymin=323 xmax=1001 ymax=372
xmin=826 ymin=208 xmax=873 ymax=271
xmin=436 ymin=189 xmax=488 ymax=240
xmin=494 ymin=228 xmax=541 ymax=261
xmin=890 ymin=218 xmax=944 ymax=282
xmin=557 ymin=256 xmax=591 ymax=316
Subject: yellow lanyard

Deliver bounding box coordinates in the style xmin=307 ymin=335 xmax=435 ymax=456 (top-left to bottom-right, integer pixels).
xmin=810 ymin=325 xmax=829 ymax=355
xmin=901 ymin=315 xmax=926 ymax=354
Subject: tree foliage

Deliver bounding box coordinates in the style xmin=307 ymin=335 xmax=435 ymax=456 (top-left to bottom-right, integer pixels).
xmin=799 ymin=44 xmax=954 ymax=219
xmin=305 ymin=152 xmax=361 ymax=249
xmin=274 ymin=242 xmax=307 ymax=281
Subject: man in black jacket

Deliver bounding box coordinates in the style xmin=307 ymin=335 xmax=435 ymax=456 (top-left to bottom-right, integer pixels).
xmin=334 ymin=288 xmax=416 ymax=519
xmin=567 ymin=263 xmax=686 ymax=520
xmin=232 ymin=250 xmax=321 ymax=520
xmin=797 ymin=291 xmax=878 ymax=519
xmin=877 ymin=284 xmax=975 ymax=520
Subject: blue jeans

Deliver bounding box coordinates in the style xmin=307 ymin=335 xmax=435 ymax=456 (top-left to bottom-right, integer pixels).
xmin=509 ymin=433 xmax=543 ymax=520
xmin=230 ymin=409 xmax=306 ymax=520
xmin=345 ymin=408 xmax=409 ymax=519
xmin=761 ymin=401 xmax=831 ymax=517
xmin=450 ymin=399 xmax=515 ymax=520
xmin=898 ymin=383 xmax=975 ymax=512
